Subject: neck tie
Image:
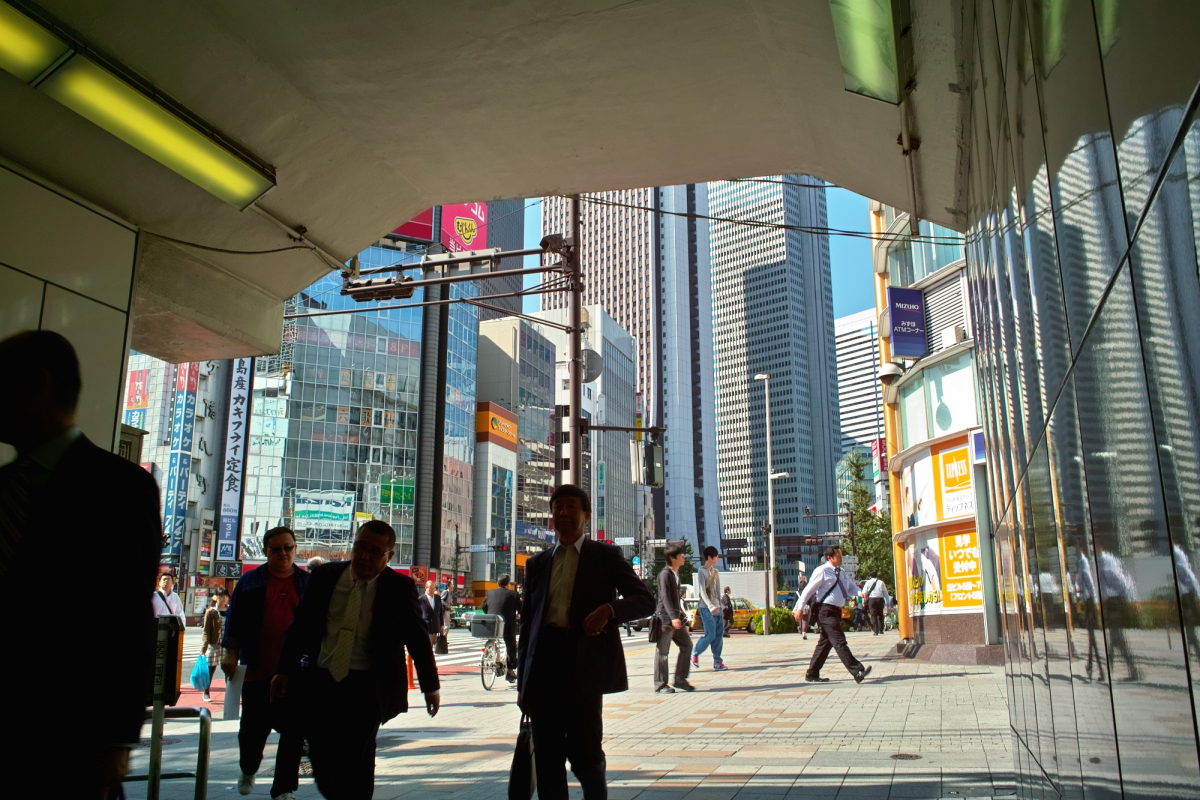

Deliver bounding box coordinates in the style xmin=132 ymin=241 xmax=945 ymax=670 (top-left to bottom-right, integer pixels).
xmin=549 ymin=545 xmax=572 ymax=626
xmin=0 ymin=458 xmax=41 ymax=583
xmin=834 ymin=567 xmax=842 ymax=601
xmin=329 ymin=579 xmax=364 ymax=682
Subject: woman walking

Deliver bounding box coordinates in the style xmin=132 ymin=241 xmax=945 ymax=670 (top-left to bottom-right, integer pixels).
xmin=200 ymin=588 xmax=229 ymax=702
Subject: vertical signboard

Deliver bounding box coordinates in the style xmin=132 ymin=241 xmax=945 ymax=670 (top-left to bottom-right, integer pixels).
xmin=440 ymin=203 xmax=488 ymax=253
xmin=596 ymin=462 xmax=606 ymax=540
xmin=162 ymin=363 xmax=199 ymax=564
xmin=124 ymin=368 xmax=149 ymax=429
xmin=218 ymin=358 xmax=252 ymax=561
xmin=887 ymin=286 xmax=928 ymax=358
xmin=940 ymin=528 xmax=983 ymax=609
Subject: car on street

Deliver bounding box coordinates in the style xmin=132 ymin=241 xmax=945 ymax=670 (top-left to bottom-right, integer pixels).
xmin=685 ymin=597 xmax=759 ymax=633
xmin=452 ymin=605 xmax=478 ymax=628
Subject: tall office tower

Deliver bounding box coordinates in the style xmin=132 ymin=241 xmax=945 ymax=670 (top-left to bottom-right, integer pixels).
xmin=542 ymin=187 xmax=721 ymax=554
xmin=477 ymin=199 xmax=526 ymax=320
xmin=707 ymin=176 xmax=839 ymax=588
xmin=834 ymin=308 xmax=885 ymax=454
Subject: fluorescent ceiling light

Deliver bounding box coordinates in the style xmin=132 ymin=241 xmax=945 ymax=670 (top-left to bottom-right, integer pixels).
xmin=828 ymin=0 xmax=903 ymax=104
xmin=0 ymin=1 xmax=69 ymax=81
xmin=39 ymin=56 xmax=273 ymax=208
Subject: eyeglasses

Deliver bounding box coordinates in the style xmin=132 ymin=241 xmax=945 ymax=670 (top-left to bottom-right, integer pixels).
xmin=353 ymin=543 xmax=390 ymax=560
xmin=267 ymin=544 xmax=296 ymax=554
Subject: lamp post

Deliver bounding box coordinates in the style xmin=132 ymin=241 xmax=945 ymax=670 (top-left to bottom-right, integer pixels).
xmin=754 ymin=373 xmax=788 ymax=635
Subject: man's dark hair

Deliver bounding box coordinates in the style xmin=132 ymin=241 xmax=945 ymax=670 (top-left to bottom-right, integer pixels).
xmin=359 ymin=519 xmax=397 ymax=551
xmin=825 ymin=545 xmax=843 ymax=560
xmin=665 ymin=544 xmax=685 ymax=561
xmin=0 ymin=330 xmax=81 ymax=410
xmin=498 ymin=574 xmax=511 ymax=587
xmin=870 ymin=570 xmax=878 ymax=578
xmin=215 ymin=587 xmax=229 ymax=597
xmin=549 ymin=483 xmax=591 ymax=514
xmin=263 ymin=526 xmax=296 ymax=550
xmin=702 ymin=545 xmax=719 ymax=561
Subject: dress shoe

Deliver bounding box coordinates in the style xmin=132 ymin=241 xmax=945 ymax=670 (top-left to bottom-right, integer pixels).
xmin=655 ymin=684 xmax=675 ymax=693
xmin=805 ymin=674 xmax=829 ymax=682
xmin=854 ymin=665 xmax=872 ymax=684
xmin=673 ymin=680 xmax=696 ymax=692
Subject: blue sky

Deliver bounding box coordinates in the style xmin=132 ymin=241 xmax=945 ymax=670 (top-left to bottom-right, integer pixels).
xmin=521 ymin=187 xmax=875 ymax=318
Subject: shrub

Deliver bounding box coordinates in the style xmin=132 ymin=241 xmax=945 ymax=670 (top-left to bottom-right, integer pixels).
xmin=752 ymin=606 xmax=799 ymax=635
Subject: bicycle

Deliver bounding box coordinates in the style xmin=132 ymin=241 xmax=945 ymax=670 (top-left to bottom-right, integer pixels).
xmin=471 ymin=613 xmax=507 ymax=691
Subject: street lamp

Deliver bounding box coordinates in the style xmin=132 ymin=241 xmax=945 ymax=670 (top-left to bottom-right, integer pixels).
xmin=754 ymin=373 xmax=789 ymax=635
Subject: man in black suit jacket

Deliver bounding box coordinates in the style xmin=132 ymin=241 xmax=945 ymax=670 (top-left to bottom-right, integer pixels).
xmin=273 ymin=520 xmax=440 ymax=799
xmin=418 ymin=578 xmax=448 ymax=645
xmin=481 ymin=573 xmax=521 ymax=681
xmin=0 ymin=331 xmax=161 ymax=799
xmin=516 ymin=484 xmax=655 ymax=799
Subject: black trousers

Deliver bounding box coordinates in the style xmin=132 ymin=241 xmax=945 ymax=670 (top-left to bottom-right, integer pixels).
xmin=654 ymin=623 xmax=692 ymax=687
xmin=722 ymin=613 xmax=733 ymax=636
xmin=1080 ymin=600 xmax=1104 ymax=679
xmin=526 ymin=628 xmax=607 ymax=799
xmin=868 ymin=597 xmax=885 ymax=635
xmin=305 ymin=669 xmax=383 ymax=800
xmin=806 ymin=603 xmax=863 ymax=678
xmin=503 ymin=631 xmax=518 ymax=671
xmin=239 ymin=679 xmax=303 ymax=797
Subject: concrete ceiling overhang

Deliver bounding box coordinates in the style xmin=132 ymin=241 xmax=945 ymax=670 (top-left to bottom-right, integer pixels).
xmin=0 ymin=0 xmax=972 ymax=361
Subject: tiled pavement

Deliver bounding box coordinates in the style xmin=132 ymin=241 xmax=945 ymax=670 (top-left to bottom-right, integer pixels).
xmin=127 ymin=630 xmax=1015 ymax=799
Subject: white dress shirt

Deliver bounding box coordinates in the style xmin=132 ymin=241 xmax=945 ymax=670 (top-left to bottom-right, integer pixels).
xmin=798 ymin=561 xmax=858 ymax=609
xmin=543 ymin=536 xmax=584 ymax=628
xmin=862 ymin=577 xmax=890 ymax=601
xmin=318 ymin=567 xmax=380 ymax=671
xmin=151 ymin=589 xmax=187 ymax=623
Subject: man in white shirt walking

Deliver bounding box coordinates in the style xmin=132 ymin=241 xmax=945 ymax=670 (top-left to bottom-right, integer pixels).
xmin=151 ymin=573 xmax=187 ymax=624
xmin=795 ymin=546 xmax=870 ymax=683
xmin=691 ymin=546 xmax=728 ymax=670
xmin=861 ymin=570 xmax=891 ymax=636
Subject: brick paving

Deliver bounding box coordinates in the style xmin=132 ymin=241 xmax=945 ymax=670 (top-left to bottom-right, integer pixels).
xmin=126 ymin=629 xmax=1014 ymax=799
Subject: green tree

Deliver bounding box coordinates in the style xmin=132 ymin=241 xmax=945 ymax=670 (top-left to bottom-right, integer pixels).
xmin=842 ymin=449 xmax=895 ymax=594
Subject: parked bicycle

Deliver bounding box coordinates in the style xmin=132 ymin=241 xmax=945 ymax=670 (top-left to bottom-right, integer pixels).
xmin=471 ymin=613 xmax=508 ymax=690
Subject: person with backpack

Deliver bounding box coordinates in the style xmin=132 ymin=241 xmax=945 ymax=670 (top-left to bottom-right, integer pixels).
xmin=794 ymin=546 xmax=870 ymax=683
xmin=861 ymin=570 xmax=891 ymax=636
xmin=691 ymin=546 xmax=727 ymax=670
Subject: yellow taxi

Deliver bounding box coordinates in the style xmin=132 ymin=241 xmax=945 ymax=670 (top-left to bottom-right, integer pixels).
xmin=685 ymin=597 xmax=760 ymax=634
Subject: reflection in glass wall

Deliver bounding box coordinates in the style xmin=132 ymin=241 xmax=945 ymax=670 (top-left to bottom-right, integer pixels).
xmin=964 ymin=0 xmax=1200 ymax=796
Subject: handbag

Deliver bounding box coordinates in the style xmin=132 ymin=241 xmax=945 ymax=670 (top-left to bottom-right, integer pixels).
xmin=189 ymin=654 xmax=211 ymax=691
xmin=508 ymin=713 xmax=536 ymax=799
xmin=435 ymin=631 xmax=449 ymax=655
xmin=648 ymin=614 xmax=662 ymax=643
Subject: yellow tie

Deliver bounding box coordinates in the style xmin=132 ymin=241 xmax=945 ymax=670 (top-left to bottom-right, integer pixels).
xmin=329 ymin=579 xmax=363 ymax=682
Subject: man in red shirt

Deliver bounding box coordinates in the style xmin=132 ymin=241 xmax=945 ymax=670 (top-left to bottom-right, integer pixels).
xmin=222 ymin=527 xmax=310 ymax=799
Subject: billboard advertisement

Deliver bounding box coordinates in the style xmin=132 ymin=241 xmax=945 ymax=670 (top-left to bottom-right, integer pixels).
xmin=900 ymin=449 xmax=934 ymax=529
xmin=440 ymin=202 xmax=488 ymax=253
xmin=392 ymin=207 xmax=437 ymax=243
xmin=887 ymin=286 xmax=928 ymax=358
xmin=905 ymin=530 xmax=943 ymax=614
xmin=941 ymin=528 xmax=983 ymax=609
xmin=126 ymin=368 xmax=150 ymax=409
xmin=476 ymin=404 xmax=518 ymax=449
xmin=218 ymin=358 xmax=252 ymax=561
xmin=294 ymin=490 xmax=355 ymax=531
xmin=162 ymin=363 xmax=199 ymax=563
xmin=935 ymin=441 xmax=974 ymax=520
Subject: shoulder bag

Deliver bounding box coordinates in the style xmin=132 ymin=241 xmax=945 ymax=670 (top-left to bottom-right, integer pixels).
xmin=508 ymin=713 xmax=536 ymax=799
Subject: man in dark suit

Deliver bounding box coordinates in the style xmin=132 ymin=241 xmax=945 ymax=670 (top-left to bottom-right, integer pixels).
xmin=481 ymin=573 xmax=521 ymax=681
xmin=272 ymin=520 xmax=440 ymax=799
xmin=418 ymin=578 xmax=448 ymax=646
xmin=516 ymin=484 xmax=655 ymax=799
xmin=0 ymin=331 xmax=162 ymax=799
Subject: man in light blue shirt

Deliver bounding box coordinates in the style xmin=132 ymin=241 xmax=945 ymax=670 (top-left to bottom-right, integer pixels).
xmin=795 ymin=546 xmax=870 ymax=683
xmin=861 ymin=570 xmax=890 ymax=636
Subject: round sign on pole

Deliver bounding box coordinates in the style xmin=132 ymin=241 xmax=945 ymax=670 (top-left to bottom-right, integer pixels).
xmin=632 ymin=555 xmax=641 ymax=565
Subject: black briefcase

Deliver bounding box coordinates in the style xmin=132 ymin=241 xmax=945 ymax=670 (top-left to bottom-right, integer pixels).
xmin=434 ymin=632 xmax=449 ymax=655
xmin=508 ymin=713 xmax=536 ymax=799
xmin=648 ymin=615 xmax=662 ymax=643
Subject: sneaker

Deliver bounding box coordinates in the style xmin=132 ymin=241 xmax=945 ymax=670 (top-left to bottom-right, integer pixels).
xmin=655 ymin=684 xmax=675 ymax=694
xmin=274 ymin=794 xmax=297 ymax=800
xmin=202 ymin=692 xmax=211 ymax=702
xmin=691 ymin=653 xmax=699 ymax=667
xmin=673 ymin=680 xmax=696 ymax=692
xmin=238 ymin=772 xmax=255 ymax=795
xmin=854 ymin=665 xmax=872 ymax=684
xmin=713 ymin=662 xmax=728 ymax=671
xmin=805 ymin=674 xmax=830 ymax=682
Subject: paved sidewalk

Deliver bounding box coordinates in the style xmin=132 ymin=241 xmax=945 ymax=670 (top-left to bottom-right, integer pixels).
xmin=127 ymin=630 xmax=1014 ymax=799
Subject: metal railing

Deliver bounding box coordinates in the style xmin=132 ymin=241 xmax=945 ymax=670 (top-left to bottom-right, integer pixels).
xmin=125 ymin=706 xmax=211 ymax=800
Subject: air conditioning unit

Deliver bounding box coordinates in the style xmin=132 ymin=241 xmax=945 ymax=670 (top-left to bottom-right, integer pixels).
xmin=941 ymin=325 xmax=966 ymax=348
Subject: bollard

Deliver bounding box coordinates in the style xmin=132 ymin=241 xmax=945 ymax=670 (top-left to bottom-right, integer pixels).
xmin=407 ymin=652 xmax=416 ymax=689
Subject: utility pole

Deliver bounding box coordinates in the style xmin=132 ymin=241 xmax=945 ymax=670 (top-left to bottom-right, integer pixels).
xmin=568 ymin=194 xmax=584 ymax=485
xmin=755 ymin=373 xmax=778 ymax=635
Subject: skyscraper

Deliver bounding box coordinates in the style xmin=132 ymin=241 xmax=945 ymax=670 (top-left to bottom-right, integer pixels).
xmin=542 ymin=187 xmax=721 ymax=554
xmin=476 ymin=198 xmax=526 ymax=320
xmin=834 ymin=309 xmax=885 ymax=454
xmin=707 ymin=176 xmax=839 ymax=587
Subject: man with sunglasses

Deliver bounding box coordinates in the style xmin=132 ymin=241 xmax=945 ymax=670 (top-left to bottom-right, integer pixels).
xmin=222 ymin=526 xmax=310 ymax=799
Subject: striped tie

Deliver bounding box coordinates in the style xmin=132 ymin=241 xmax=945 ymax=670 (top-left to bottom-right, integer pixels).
xmin=329 ymin=579 xmax=364 ymax=682
xmin=0 ymin=458 xmax=39 ymax=583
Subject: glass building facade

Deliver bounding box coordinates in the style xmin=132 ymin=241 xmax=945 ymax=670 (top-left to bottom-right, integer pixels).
xmin=962 ymin=1 xmax=1200 ymax=796
xmin=241 ymin=246 xmax=424 ymax=563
